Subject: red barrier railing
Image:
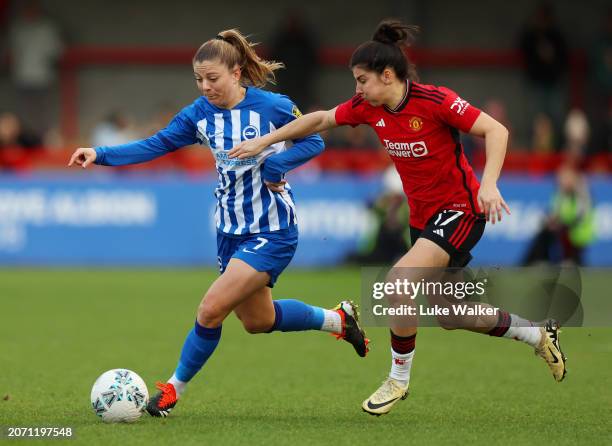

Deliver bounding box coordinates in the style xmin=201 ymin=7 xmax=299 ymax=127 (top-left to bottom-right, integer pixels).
xmin=3 ymin=147 xmax=609 ymax=175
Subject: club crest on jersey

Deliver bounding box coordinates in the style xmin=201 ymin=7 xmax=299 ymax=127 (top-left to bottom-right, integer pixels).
xmin=242 ymin=125 xmax=260 ymax=140
xmin=408 ymin=116 xmax=423 ymax=131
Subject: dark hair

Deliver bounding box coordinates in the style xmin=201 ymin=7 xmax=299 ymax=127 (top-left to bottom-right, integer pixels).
xmin=193 ymin=29 xmax=284 ymax=87
xmin=350 ymin=19 xmax=419 ymax=82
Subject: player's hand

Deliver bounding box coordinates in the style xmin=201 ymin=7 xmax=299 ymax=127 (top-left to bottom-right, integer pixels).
xmin=477 ymin=182 xmax=511 ymax=224
xmin=228 ymin=139 xmax=267 ymax=159
xmin=264 ymin=179 xmax=286 ymax=193
xmin=68 ymin=147 xmax=97 ymax=168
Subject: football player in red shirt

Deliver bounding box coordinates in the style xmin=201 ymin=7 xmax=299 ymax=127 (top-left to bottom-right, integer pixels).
xmin=230 ymin=20 xmax=567 ymax=415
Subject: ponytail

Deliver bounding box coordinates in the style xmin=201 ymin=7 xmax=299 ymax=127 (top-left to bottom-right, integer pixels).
xmin=350 ymin=19 xmax=419 ymax=82
xmin=193 ymin=29 xmax=284 ymax=87
xmin=372 ymin=20 xmax=418 ymax=46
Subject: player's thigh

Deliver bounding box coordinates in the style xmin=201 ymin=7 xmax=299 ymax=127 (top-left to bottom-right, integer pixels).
xmin=395 ymin=237 xmax=450 ymax=268
xmin=233 ymin=287 xmax=275 ymax=332
xmin=201 ymin=258 xmax=271 ymax=317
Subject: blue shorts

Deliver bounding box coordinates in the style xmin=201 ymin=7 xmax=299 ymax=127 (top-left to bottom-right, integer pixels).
xmin=216 ymin=225 xmax=298 ymax=287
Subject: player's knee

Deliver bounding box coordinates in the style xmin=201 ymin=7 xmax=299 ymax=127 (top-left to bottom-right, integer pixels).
xmin=198 ymin=294 xmax=226 ymax=327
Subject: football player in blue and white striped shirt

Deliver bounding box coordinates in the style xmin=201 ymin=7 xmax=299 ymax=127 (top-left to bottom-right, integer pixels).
xmin=69 ymin=29 xmax=369 ymax=418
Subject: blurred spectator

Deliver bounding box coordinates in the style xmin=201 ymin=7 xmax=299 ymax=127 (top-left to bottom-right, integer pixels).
xmin=0 ymin=111 xmax=41 ymax=170
xmin=532 ymin=113 xmax=555 ymax=153
xmin=91 ymin=111 xmax=138 ymax=147
xmin=563 ymin=108 xmax=590 ymax=159
xmin=518 ymin=1 xmax=568 ymax=149
xmin=345 ymin=166 xmax=409 ymax=265
xmin=523 ymin=163 xmax=595 ymax=266
xmin=0 ymin=111 xmax=40 ymax=147
xmin=8 ymin=0 xmax=63 ymax=136
xmin=268 ymin=9 xmax=318 ymax=111
xmin=587 ymin=10 xmax=612 ymax=153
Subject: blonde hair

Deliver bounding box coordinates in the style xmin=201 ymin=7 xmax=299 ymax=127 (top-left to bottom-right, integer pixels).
xmin=193 ymin=29 xmax=284 ymax=87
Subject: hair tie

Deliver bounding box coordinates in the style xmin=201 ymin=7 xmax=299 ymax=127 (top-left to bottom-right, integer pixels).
xmin=215 ymin=35 xmax=226 ymax=42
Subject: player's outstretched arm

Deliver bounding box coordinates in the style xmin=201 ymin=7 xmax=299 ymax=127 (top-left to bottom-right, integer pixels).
xmin=469 ymin=112 xmax=511 ymax=224
xmin=228 ymin=108 xmax=339 ymax=159
xmin=67 ymin=106 xmax=198 ymax=169
xmin=68 ymin=147 xmax=97 ymax=169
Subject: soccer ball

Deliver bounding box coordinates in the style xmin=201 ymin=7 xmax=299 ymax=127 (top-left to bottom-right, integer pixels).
xmin=90 ymin=369 xmax=149 ymax=423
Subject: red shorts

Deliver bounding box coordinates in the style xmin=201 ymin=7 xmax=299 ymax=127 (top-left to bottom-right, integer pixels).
xmin=410 ymin=209 xmax=486 ymax=267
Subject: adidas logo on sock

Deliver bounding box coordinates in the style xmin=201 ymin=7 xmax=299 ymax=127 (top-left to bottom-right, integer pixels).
xmin=376 ymin=118 xmax=385 ymax=127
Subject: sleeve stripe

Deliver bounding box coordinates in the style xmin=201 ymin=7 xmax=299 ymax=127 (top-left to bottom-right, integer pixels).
xmin=411 ymin=86 xmax=445 ymax=100
xmin=411 ymin=94 xmax=443 ymax=105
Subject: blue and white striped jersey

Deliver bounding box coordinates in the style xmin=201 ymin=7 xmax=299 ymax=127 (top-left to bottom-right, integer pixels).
xmin=95 ymin=87 xmax=324 ymax=235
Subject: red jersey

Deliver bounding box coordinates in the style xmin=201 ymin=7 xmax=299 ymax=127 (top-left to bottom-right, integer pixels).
xmin=335 ymin=81 xmax=483 ymax=229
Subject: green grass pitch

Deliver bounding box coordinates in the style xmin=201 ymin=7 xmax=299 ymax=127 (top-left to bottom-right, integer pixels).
xmin=1 ymin=268 xmax=611 ymax=445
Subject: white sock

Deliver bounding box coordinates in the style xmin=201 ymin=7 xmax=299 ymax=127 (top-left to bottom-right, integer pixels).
xmin=167 ymin=373 xmax=187 ymax=398
xmin=320 ymin=309 xmax=342 ymax=334
xmin=389 ymin=348 xmax=415 ymax=386
xmin=503 ymin=314 xmax=542 ymax=347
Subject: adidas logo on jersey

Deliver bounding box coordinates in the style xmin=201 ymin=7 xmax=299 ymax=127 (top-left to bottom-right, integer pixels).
xmin=375 ymin=118 xmax=385 ymax=127
xmin=433 ymin=228 xmax=444 ymax=237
